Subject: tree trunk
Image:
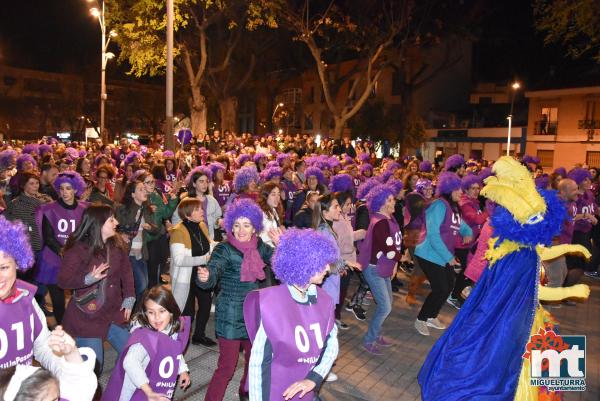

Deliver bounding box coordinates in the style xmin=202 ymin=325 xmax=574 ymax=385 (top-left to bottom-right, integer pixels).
xmin=189 ymin=85 xmax=207 ymax=136
xmin=332 ymin=116 xmax=345 ymax=139
xmin=219 ymin=96 xmax=238 ymax=133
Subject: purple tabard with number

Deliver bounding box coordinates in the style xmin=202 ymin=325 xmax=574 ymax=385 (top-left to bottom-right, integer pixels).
xmin=559 ymin=201 xmax=577 ymax=244
xmin=438 ymin=198 xmax=462 ymax=256
xmin=357 ymin=213 xmax=402 ymax=277
xmin=574 ymin=190 xmax=596 ymax=233
xmin=244 ymin=285 xmax=335 ymax=401
xmin=101 ymin=316 xmax=191 ymax=401
xmin=215 ymin=182 xmax=232 ymax=208
xmin=34 ymin=201 xmax=86 ymax=284
xmin=0 ymin=280 xmax=43 ymax=369
xmin=281 ymin=179 xmax=299 ymax=224
xmin=353 ymin=177 xmax=361 ymax=191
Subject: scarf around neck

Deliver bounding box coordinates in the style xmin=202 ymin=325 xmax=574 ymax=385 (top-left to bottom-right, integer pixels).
xmin=228 ymin=233 xmax=265 ymax=282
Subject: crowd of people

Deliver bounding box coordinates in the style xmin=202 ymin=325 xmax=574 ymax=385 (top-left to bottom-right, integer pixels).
xmin=0 ymin=132 xmax=598 ymax=401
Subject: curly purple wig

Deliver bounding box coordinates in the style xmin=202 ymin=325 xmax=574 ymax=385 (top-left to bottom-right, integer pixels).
xmin=163 ymin=150 xmax=175 ymax=159
xmin=0 ymin=149 xmax=17 ymax=170
xmin=415 ymin=178 xmax=433 ymax=195
xmin=224 ymin=198 xmax=264 ymax=233
xmin=567 ymin=167 xmax=592 ymax=185
xmin=253 ymin=152 xmax=267 ymax=164
xmin=53 ymin=171 xmax=87 ymax=197
xmin=378 ymin=170 xmax=394 ymax=184
xmin=16 ymin=154 xmax=37 ymax=171
xmin=356 ymin=178 xmax=380 ymax=200
xmin=535 ymin=174 xmax=550 ymax=189
xmin=237 ymin=153 xmax=252 ymax=167
xmin=326 ymin=156 xmax=341 ymax=170
xmin=329 ymin=173 xmax=353 ymax=193
xmin=78 ymin=149 xmax=87 ymax=158
xmin=386 ymin=178 xmax=403 ymax=195
xmin=305 ymin=166 xmax=325 ymax=184
xmin=266 ymin=160 xmax=279 ymax=169
xmin=436 ymin=172 xmax=462 ymax=196
xmin=94 ymin=154 xmax=111 ymax=167
xmin=124 ymin=151 xmax=139 ymax=167
xmin=553 ymin=167 xmax=567 ymax=177
xmin=365 ymin=184 xmax=395 ymax=213
xmin=386 ymin=162 xmax=401 ymax=172
xmin=358 ymin=153 xmax=370 ymax=163
xmin=359 ymin=163 xmax=373 ymax=175
xmin=185 ymin=166 xmax=213 ymax=186
xmin=260 ymin=166 xmax=283 ymax=182
xmin=139 ymin=145 xmax=148 ymax=156
xmin=444 ymin=154 xmax=465 ymax=171
xmin=65 ymin=147 xmax=79 ymax=160
xmin=522 ymin=154 xmax=540 ymax=165
xmin=208 ymin=162 xmax=226 ymax=177
xmin=276 ymin=153 xmax=291 ymax=166
xmin=22 ymin=143 xmax=39 ymax=156
xmin=478 ymin=167 xmax=493 ymax=181
xmin=233 ymin=166 xmax=260 ymax=192
xmin=0 ymin=215 xmax=35 ymax=271
xmin=272 ymin=228 xmax=339 ymax=286
xmin=460 ymin=174 xmax=482 ymax=191
xmin=419 ymin=160 xmax=433 ymax=173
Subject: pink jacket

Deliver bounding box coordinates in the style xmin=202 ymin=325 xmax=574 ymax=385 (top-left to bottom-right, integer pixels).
xmin=464 ymin=221 xmax=493 ymax=282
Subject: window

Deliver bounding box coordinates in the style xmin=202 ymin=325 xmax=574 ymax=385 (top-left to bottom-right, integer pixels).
xmin=587 ymin=151 xmax=600 ymax=168
xmin=319 ymin=111 xmax=327 ymax=129
xmin=479 ymin=97 xmax=492 ymax=104
xmin=536 ymin=150 xmax=554 ymax=168
xmin=304 ymin=112 xmax=313 ymax=130
xmin=308 ymin=87 xmax=315 ymax=104
xmin=536 ymin=107 xmax=558 ymax=134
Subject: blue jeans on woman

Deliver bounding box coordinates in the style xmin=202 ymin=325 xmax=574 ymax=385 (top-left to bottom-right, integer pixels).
xmin=130 ymin=256 xmax=148 ymax=303
xmin=75 ymin=323 xmax=130 ymax=374
xmin=362 ymin=264 xmax=393 ymax=345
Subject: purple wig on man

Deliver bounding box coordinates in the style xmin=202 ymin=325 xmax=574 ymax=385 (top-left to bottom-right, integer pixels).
xmin=419 ymin=160 xmax=433 ymax=173
xmin=329 ymin=173 xmax=353 ymax=193
xmin=0 ymin=215 xmax=35 ymax=271
xmin=359 ymin=163 xmax=373 ymax=176
xmin=365 ymin=184 xmax=395 ymax=214
xmin=553 ymin=167 xmax=567 ymax=178
xmin=567 ymin=167 xmax=592 ymax=185
xmin=223 ymin=198 xmax=264 ymax=234
xmin=436 ymin=172 xmax=462 ymax=196
xmin=386 ymin=178 xmax=403 ymax=195
xmin=16 ymin=154 xmax=37 ymax=171
xmin=0 ymin=149 xmax=17 ymax=170
xmin=233 ymin=166 xmax=260 ymax=192
xmin=356 ymin=178 xmax=380 ymax=200
xmin=53 ymin=171 xmax=87 ymax=197
xmin=260 ymin=166 xmax=283 ymax=182
xmin=272 ymin=228 xmax=339 ymax=287
xmin=444 ymin=154 xmax=465 ymax=172
xmin=305 ymin=166 xmax=325 ymax=185
xmin=185 ymin=166 xmax=213 ymax=186
xmin=460 ymin=174 xmax=482 ymax=191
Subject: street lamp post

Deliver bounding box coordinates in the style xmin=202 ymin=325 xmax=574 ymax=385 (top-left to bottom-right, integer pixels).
xmin=506 ymin=81 xmax=521 ymax=156
xmin=271 ymin=102 xmax=284 ymax=132
xmin=88 ymin=0 xmax=116 ymax=144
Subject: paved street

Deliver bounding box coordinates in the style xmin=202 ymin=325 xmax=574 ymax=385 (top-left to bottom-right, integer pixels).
xmin=97 ymin=275 xmax=600 ymax=401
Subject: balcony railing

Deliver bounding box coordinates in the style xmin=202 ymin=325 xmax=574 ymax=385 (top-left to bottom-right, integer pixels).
xmin=533 ymin=120 xmax=558 ymax=135
xmin=578 ymin=120 xmax=600 ymax=130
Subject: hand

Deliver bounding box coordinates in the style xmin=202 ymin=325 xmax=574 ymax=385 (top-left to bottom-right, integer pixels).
xmin=283 ymin=379 xmax=316 ymax=400
xmin=122 ymin=308 xmax=132 ymax=321
xmin=90 ymin=262 xmax=110 ymax=281
xmin=48 ymin=326 xmax=79 ymax=361
xmin=197 ymin=267 xmax=210 ymax=282
xmin=267 ymin=226 xmax=285 ymax=245
xmin=569 ymin=284 xmax=591 ymax=299
xmin=589 ymin=215 xmax=598 ymax=225
xmin=142 ymin=223 xmax=152 ymax=230
xmin=449 ymin=258 xmax=461 ymax=267
xmin=178 ymin=371 xmax=191 ymax=389
xmin=462 ymin=235 xmax=473 ymax=244
xmin=345 ymin=261 xmax=361 ymax=271
xmin=121 ymin=233 xmax=131 ymax=243
xmin=149 ymin=204 xmax=158 ymax=213
xmin=146 ymin=392 xmax=170 ymax=401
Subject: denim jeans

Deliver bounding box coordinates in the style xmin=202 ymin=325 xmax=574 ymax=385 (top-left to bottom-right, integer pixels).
xmin=129 ymin=256 xmax=148 ymax=303
xmin=362 ymin=264 xmax=393 ymax=344
xmin=75 ymin=323 xmax=130 ymax=374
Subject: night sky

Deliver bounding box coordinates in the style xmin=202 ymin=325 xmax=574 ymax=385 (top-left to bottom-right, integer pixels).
xmin=0 ymin=0 xmax=596 ymax=86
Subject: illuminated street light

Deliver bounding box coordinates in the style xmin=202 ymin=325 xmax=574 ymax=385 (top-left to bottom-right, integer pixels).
xmin=506 ymin=81 xmax=521 ymax=156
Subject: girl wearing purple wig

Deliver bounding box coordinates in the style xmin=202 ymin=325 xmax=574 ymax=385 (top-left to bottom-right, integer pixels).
xmin=414 ymin=172 xmax=472 ymax=336
xmin=196 ymin=198 xmax=276 ymax=401
xmin=244 ymin=228 xmax=340 ymax=401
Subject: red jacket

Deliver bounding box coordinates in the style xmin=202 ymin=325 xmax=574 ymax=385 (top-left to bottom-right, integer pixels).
xmin=58 ymin=241 xmax=134 ymax=339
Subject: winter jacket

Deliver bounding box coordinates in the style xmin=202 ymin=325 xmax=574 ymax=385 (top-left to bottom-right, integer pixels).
xmin=171 ymin=194 xmax=222 ymax=240
xmin=115 ymin=202 xmax=161 ymax=261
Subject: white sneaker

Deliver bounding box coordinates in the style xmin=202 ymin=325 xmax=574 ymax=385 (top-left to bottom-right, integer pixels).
xmin=325 ymin=372 xmax=338 ymax=382
xmin=415 ymin=319 xmax=430 ymax=336
xmin=426 ymin=317 xmax=446 ymax=330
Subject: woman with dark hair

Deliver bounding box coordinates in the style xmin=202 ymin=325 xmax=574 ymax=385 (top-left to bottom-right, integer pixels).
xmin=210 ymin=162 xmax=231 ymax=210
xmin=290 ymin=166 xmax=328 ymax=220
xmin=76 ymin=157 xmax=92 ymax=180
xmin=292 ymin=190 xmax=320 ymax=229
xmin=89 ymin=165 xmax=115 ymax=206
xmin=116 ymin=174 xmax=161 ymax=301
xmin=58 ymin=204 xmax=135 ymax=373
xmin=258 ymin=181 xmax=284 ymax=248
xmin=113 ymin=162 xmax=138 ymax=204
xmin=164 ymin=157 xmax=179 ymax=185
xmin=151 ymin=163 xmax=170 ymax=195
xmin=414 ymin=173 xmax=472 ymax=336
xmin=197 ymin=199 xmax=275 ymax=401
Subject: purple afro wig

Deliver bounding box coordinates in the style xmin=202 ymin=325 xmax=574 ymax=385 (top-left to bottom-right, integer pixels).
xmin=185 ymin=166 xmax=213 ymax=186
xmin=124 ymin=151 xmax=140 ymax=167
xmin=553 ymin=167 xmax=567 ymax=177
xmin=419 ymin=160 xmax=433 ymax=173
xmin=329 ymin=173 xmax=353 ymax=193
xmin=260 ymin=166 xmax=283 ymax=182
xmin=567 ymin=168 xmax=592 ymax=185
xmin=253 ymin=152 xmax=267 ymax=164
xmin=478 ymin=167 xmax=493 ymax=181
xmin=356 ymin=178 xmax=380 ymax=200
xmin=53 ymin=171 xmax=87 ymax=197
xmin=460 ymin=174 xmax=482 ymax=191
xmin=386 ymin=162 xmax=401 ymax=172
xmin=224 ymin=198 xmax=264 ymax=233
xmin=326 ymin=156 xmax=341 ymax=170
xmin=522 ymin=154 xmax=540 ymax=165
xmin=378 ymin=170 xmax=394 ymax=184
xmin=305 ymin=166 xmax=325 ymax=184
xmin=233 ymin=166 xmax=260 ymax=192
xmin=266 ymin=160 xmax=279 ymax=169
xmin=272 ymin=228 xmax=339 ymax=286
xmin=94 ymin=154 xmax=111 ymax=167
xmin=0 ymin=215 xmax=35 ymax=271
xmin=415 ymin=178 xmax=433 ymax=195
xmin=0 ymin=149 xmax=17 ymax=170
xmin=22 ymin=143 xmax=39 ymax=156
xmin=208 ymin=162 xmax=226 ymax=177
xmin=386 ymin=178 xmax=403 ymax=195
xmin=65 ymin=147 xmax=79 ymax=160
xmin=237 ymin=153 xmax=252 ymax=167
xmin=276 ymin=153 xmax=291 ymax=166
xmin=436 ymin=172 xmax=462 ymax=196
xmin=365 ymin=184 xmax=395 ymax=213
xmin=358 ymin=153 xmax=370 ymax=163
xmin=139 ymin=145 xmax=148 ymax=156
xmin=444 ymin=154 xmax=465 ymax=171
xmin=163 ymin=150 xmax=175 ymax=159
xmin=359 ymin=163 xmax=373 ymax=175
xmin=78 ymin=150 xmax=87 ymax=158
xmin=535 ymin=174 xmax=550 ymax=189
xmin=16 ymin=154 xmax=37 ymax=171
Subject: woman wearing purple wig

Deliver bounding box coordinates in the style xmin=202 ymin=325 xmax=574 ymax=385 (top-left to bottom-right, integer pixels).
xmin=244 ymin=228 xmax=340 ymax=401
xmin=197 ymin=198 xmax=276 ymax=401
xmin=414 ymin=172 xmax=472 ymax=336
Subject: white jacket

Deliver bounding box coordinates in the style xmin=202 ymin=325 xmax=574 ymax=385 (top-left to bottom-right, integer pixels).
xmin=172 ymin=194 xmax=222 ymax=240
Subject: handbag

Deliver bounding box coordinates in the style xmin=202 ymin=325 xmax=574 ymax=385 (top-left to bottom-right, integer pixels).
xmin=73 ymin=247 xmax=110 ymax=314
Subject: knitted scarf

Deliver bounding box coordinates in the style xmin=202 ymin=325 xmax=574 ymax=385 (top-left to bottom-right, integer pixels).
xmin=228 ymin=233 xmax=265 ymax=282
